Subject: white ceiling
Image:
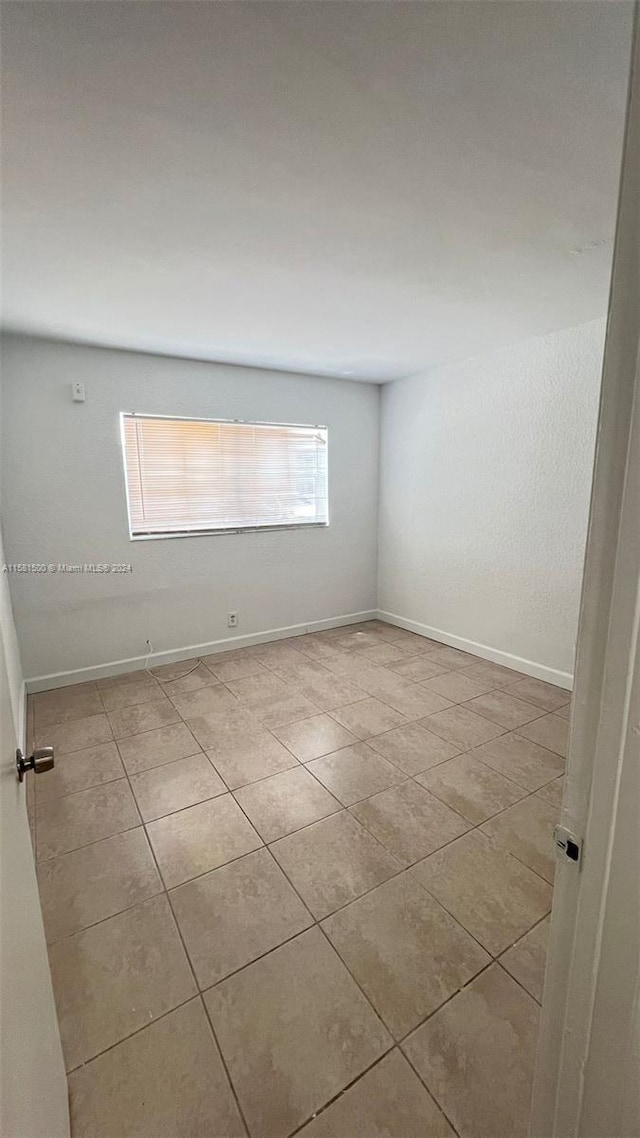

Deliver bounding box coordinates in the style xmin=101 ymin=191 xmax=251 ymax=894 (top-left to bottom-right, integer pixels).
xmin=1 ymin=1 xmax=632 ymax=382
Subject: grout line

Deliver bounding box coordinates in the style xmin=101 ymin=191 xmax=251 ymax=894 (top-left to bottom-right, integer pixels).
xmin=63 ymin=993 xmax=203 ymax=1076
xmin=199 ymin=993 xmax=254 ymax=1136
xmin=284 ymin=1049 xmax=414 ymax=1138
xmin=493 ymin=956 xmax=546 ymax=1007
xmin=399 ymin=1037 xmax=465 ymax=1137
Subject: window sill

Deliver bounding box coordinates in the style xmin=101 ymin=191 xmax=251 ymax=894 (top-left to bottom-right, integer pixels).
xmin=128 ymin=522 xmax=330 ymax=541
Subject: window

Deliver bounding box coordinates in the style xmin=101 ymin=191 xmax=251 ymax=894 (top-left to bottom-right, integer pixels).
xmin=120 ymin=413 xmax=329 ymax=538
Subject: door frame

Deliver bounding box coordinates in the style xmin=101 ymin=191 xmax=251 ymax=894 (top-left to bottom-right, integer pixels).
xmin=530 ymin=10 xmax=639 ymax=1136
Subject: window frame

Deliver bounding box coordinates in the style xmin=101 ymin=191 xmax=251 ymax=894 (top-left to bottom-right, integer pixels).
xmin=119 ymin=411 xmax=330 ymax=541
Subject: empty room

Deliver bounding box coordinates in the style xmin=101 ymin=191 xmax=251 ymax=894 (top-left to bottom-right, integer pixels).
xmin=1 ymin=4 xmax=639 ymax=1138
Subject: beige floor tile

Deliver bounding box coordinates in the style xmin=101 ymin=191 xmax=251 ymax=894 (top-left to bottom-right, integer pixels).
xmin=159 ymin=662 xmax=222 ymax=698
xmin=297 ymin=673 xmax=366 ymax=710
xmin=297 ymin=1049 xmax=455 ymax=1138
xmin=130 ymin=753 xmax=226 ymax=821
xmin=69 ymin=999 xmax=246 ymax=1138
xmin=34 ymin=741 xmax=124 ymax=803
xmin=36 ymin=779 xmax=140 ymax=860
xmin=35 ymin=712 xmax=113 ymax=756
xmin=117 ymin=721 xmax=200 ymax=775
xmin=200 ymin=647 xmax=251 ymax=667
xmin=537 ymin=775 xmax=565 ymax=809
xmin=264 ymin=634 xmax=323 ymax=650
xmin=100 ymin=676 xmax=163 ymax=711
xmin=554 ymin=701 xmax=572 ymax=721
xmin=249 ymin=692 xmax=320 ymax=729
xmin=463 ymin=689 xmax=544 ymax=730
xmin=420 ymin=705 xmax=506 ymax=749
xmin=423 ymin=646 xmax=478 ymax=670
xmin=171 ymin=848 xmax=313 ymax=987
xmin=355 ymin=642 xmax=413 ymax=665
xmin=49 ymin=895 xmax=196 ymax=1071
xmin=225 ymin=671 xmax=292 ymax=703
xmin=327 ymin=650 xmax=394 ymax=673
xmin=207 ymin=729 xmax=300 ymax=789
xmin=472 ymin=732 xmax=565 ymax=790
xmin=461 ymin=660 xmax=529 ymax=687
xmin=516 ymin=713 xmax=569 ymax=757
xmin=273 ymin=713 xmax=358 ymax=760
xmin=186 ymin=704 xmax=265 ymax=750
xmin=403 ymin=964 xmax=540 ymax=1138
xmin=234 ymin=765 xmax=341 ymax=842
xmin=37 ymin=829 xmax=162 ymax=943
xmin=330 ymin=698 xmax=408 ymax=740
xmin=205 ymin=655 xmax=269 ymax=682
xmin=146 ymin=793 xmax=262 ymax=888
xmin=321 ymin=655 xmax=371 ymax=678
xmin=421 ymin=670 xmax=501 ymax=702
xmin=249 ymin=643 xmax=309 ymax=669
xmin=33 ymin=682 xmax=103 ymax=728
xmin=351 ymin=779 xmax=470 ymax=866
xmin=323 ymin=631 xmax=367 ymax=649
xmin=332 ymin=629 xmax=385 ymax=651
xmin=480 ymin=795 xmax=557 ymax=883
xmin=416 ymin=753 xmax=527 ymax=824
xmin=295 ymin=637 xmax=347 ymax=664
xmin=307 ymin=742 xmax=403 ymax=806
xmin=271 ymin=810 xmax=400 ymax=919
xmin=272 ymin=659 xmax=336 ymax=687
xmin=412 ymin=831 xmax=551 ymax=955
xmin=502 ymin=677 xmax=570 ymax=712
xmin=367 ymin=722 xmax=461 ymax=775
xmin=500 ymin=917 xmax=550 ymax=1002
xmin=376 ymin=628 xmax=441 ymax=650
xmin=148 ymin=657 xmax=202 ymax=682
xmin=390 ymin=655 xmax=450 ymax=681
xmin=379 ymin=684 xmax=453 ymax=721
xmin=169 ymin=683 xmax=238 ymax=719
xmin=347 ymin=666 xmax=409 ymax=699
xmin=107 ymin=695 xmax=181 ymax=739
xmin=323 ymin=872 xmax=489 ymax=1039
xmin=204 ymin=927 xmax=391 ymax=1138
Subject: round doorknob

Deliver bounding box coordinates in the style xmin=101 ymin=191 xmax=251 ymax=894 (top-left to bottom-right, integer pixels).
xmin=16 ymin=747 xmax=55 ymax=782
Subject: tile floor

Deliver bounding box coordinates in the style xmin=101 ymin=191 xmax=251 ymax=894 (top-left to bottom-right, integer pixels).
xmin=26 ymin=620 xmax=570 ymax=1138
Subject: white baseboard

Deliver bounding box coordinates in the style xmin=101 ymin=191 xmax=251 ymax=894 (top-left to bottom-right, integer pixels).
xmin=376 ymin=609 xmax=574 ymax=690
xmin=25 ymin=610 xmax=378 ymax=692
xmin=25 ymin=606 xmax=573 ymax=694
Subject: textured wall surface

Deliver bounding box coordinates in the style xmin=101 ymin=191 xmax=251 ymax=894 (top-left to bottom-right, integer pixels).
xmin=1 ymin=336 xmax=379 ymax=677
xmin=378 ymin=319 xmax=606 ymax=677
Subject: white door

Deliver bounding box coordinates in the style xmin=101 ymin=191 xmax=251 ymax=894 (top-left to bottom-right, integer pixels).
xmin=530 ymin=12 xmax=640 ymax=1138
xmin=0 ymin=563 xmax=69 ymax=1137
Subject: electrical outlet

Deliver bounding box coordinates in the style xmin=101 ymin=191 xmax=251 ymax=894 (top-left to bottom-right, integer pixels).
xmin=227 ymin=611 xmax=238 ymax=628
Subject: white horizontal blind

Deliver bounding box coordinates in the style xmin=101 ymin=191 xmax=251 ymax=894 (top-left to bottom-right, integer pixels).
xmin=121 ymin=414 xmax=329 ymax=537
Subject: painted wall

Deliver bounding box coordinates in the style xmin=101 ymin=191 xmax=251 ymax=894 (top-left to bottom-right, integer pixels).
xmin=0 ymin=375 xmax=24 ymax=727
xmin=0 ymin=336 xmax=379 ymax=679
xmin=378 ymin=319 xmax=606 ymax=681
xmin=0 ymin=525 xmax=24 ymax=733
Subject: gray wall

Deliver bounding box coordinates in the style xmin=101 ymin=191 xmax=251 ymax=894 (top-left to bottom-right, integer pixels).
xmin=1 ymin=336 xmax=379 ymax=678
xmin=378 ymin=319 xmax=605 ymax=681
